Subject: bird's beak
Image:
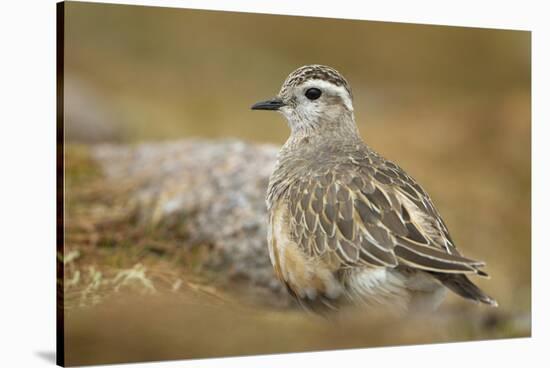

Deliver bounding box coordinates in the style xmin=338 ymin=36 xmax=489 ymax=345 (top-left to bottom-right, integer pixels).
xmin=251 ymin=98 xmax=285 ymax=111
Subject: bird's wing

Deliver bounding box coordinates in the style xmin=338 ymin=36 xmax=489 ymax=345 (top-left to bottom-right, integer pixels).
xmin=287 ymin=155 xmax=487 ymax=274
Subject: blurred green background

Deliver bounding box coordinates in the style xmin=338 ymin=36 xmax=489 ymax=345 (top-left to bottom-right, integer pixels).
xmin=62 ymin=1 xmax=530 ymax=366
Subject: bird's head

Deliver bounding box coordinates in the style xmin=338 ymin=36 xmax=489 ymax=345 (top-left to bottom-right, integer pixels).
xmin=252 ymin=65 xmax=357 ymax=137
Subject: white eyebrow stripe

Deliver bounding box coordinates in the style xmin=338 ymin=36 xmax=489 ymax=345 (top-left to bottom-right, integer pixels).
xmin=301 ymin=79 xmax=354 ymax=111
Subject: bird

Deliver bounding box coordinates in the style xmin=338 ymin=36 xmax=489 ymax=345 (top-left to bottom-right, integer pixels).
xmin=251 ymin=64 xmax=497 ymax=313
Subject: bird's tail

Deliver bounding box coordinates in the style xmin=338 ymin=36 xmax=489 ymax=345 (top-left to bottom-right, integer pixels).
xmin=431 ymin=273 xmax=498 ymax=307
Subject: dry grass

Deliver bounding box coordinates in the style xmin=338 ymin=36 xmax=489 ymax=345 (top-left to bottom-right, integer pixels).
xmin=65 ymin=291 xmax=527 ymax=366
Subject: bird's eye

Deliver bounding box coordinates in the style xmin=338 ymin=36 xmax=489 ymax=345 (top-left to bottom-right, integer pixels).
xmin=305 ymin=88 xmax=322 ymax=100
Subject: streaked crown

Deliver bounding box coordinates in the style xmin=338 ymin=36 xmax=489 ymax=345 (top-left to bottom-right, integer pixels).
xmin=280 ymin=64 xmax=353 ymax=99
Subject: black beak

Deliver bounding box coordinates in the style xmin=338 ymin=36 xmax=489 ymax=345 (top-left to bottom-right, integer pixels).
xmin=251 ymin=98 xmax=285 ymax=111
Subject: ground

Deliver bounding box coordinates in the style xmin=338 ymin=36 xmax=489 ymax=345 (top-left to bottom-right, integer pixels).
xmin=61 ymin=141 xmax=530 ymax=366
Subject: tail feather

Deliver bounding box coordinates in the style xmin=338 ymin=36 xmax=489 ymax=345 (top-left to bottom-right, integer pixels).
xmin=431 ymin=273 xmax=498 ymax=307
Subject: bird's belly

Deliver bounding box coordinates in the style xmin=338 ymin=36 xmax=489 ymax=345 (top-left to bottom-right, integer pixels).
xmin=344 ymin=268 xmax=408 ymax=303
xmin=268 ymin=202 xmax=342 ymax=300
xmin=344 ymin=268 xmax=446 ymax=311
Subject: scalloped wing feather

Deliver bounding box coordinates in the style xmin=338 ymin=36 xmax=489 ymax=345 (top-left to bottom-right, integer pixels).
xmin=287 ymin=156 xmax=488 ymax=276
